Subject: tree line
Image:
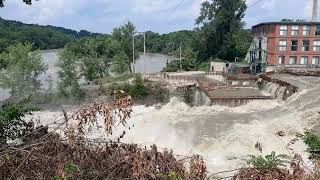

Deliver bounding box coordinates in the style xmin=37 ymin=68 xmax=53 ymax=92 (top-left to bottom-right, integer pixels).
xmin=0 ymin=17 xmax=105 ymax=52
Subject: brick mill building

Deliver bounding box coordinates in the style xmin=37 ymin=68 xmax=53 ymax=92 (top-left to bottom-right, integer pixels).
xmin=248 ymin=21 xmax=320 ymax=73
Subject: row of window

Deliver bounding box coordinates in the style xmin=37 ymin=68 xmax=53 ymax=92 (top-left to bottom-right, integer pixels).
xmin=279 ymin=25 xmax=320 ymax=36
xmin=278 ymin=56 xmax=320 ymax=65
xmin=278 ymin=40 xmax=320 ymax=52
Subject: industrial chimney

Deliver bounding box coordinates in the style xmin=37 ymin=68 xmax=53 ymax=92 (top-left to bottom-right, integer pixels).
xmin=313 ymin=0 xmax=318 ymax=22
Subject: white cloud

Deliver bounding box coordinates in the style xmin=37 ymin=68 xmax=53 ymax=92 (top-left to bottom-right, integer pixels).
xmin=0 ymin=0 xmax=318 ymax=33
xmin=261 ymin=0 xmax=276 ymax=10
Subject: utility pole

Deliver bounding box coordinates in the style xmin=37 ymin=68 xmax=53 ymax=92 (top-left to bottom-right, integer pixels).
xmin=179 ymin=42 xmax=182 ymax=71
xmin=132 ymin=31 xmax=146 ymax=75
xmin=132 ymin=32 xmax=135 ymax=73
xmin=143 ymin=32 xmax=146 ymax=76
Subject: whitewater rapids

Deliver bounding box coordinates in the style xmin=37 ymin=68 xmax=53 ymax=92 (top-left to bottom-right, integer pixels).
xmin=28 ymin=75 xmax=320 ymax=174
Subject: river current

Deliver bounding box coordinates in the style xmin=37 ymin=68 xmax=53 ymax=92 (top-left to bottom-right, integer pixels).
xmin=2 ymin=50 xmax=320 ymax=174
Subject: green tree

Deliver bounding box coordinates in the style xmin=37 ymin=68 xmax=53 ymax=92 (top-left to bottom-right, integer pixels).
xmin=0 ymin=43 xmax=47 ymax=97
xmin=79 ymin=39 xmax=105 ymax=81
xmin=112 ymin=22 xmax=136 ymax=73
xmin=57 ymin=49 xmax=83 ymax=99
xmin=196 ymin=0 xmax=247 ymax=61
xmin=111 ymin=51 xmax=129 ymax=74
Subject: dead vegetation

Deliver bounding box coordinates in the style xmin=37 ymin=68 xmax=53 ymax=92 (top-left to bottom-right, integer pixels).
xmin=0 ymin=134 xmax=207 ymax=179
xmin=0 ymin=91 xmax=207 ymax=179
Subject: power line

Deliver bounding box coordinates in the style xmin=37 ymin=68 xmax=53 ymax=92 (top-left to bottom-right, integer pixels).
xmin=171 ymin=0 xmax=186 ymax=13
xmin=247 ymin=0 xmax=266 ymax=8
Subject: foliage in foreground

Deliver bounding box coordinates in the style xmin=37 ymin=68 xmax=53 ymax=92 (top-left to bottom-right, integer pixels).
xmin=248 ymin=151 xmax=290 ymax=170
xmin=0 ymin=98 xmax=38 ymax=147
xmin=298 ymin=130 xmax=320 ymax=159
xmin=0 ymin=134 xmax=206 ymax=180
xmin=233 ymin=130 xmax=320 ymax=180
xmin=0 ymin=92 xmax=206 ymax=179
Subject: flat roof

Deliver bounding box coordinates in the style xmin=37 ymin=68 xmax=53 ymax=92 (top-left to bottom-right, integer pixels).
xmin=253 ymin=21 xmax=320 ymax=28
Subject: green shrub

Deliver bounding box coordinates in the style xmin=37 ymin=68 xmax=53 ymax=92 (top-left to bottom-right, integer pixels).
xmin=156 ymin=171 xmax=182 ymax=180
xmin=248 ymin=151 xmax=290 ymax=169
xmin=109 ymin=74 xmax=148 ymax=100
xmin=64 ymin=161 xmax=79 ymax=174
xmin=298 ymin=131 xmax=320 ymax=159
xmin=0 ymin=98 xmax=39 ymax=148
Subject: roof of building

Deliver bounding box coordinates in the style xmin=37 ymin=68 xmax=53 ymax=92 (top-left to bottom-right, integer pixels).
xmin=252 ymin=21 xmax=320 ymax=28
xmin=229 ymin=63 xmax=250 ymax=68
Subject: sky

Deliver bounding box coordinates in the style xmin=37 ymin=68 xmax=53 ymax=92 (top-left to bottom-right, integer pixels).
xmin=0 ymin=0 xmax=318 ymax=34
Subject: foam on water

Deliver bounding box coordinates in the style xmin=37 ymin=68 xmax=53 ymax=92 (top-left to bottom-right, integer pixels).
xmin=24 ymin=75 xmax=320 ymax=175
xmin=113 ymin=75 xmax=320 ymax=173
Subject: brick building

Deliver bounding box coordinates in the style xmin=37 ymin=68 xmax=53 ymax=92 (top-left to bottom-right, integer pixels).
xmin=247 ymin=21 xmax=320 ymax=73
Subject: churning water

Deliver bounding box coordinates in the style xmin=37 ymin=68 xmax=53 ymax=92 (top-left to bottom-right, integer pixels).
xmin=11 ymin=50 xmax=320 ymax=174
xmin=263 ymin=82 xmax=287 ymax=99
xmin=112 ymin=75 xmax=320 ymax=173
xmin=28 ymin=75 xmax=320 ymax=175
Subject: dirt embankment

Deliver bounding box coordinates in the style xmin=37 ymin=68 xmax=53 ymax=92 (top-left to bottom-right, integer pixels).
xmin=283 ymin=69 xmax=320 ymax=77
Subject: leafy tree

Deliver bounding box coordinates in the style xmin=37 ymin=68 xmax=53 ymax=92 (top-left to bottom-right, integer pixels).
xmin=63 ymin=37 xmax=127 ymax=81
xmin=57 ymin=49 xmax=83 ymax=99
xmin=112 ymin=22 xmax=136 ymax=73
xmin=195 ymin=0 xmax=247 ymax=61
xmin=111 ymin=51 xmax=130 ymax=74
xmin=78 ymin=39 xmax=105 ymax=81
xmin=0 ymin=43 xmax=47 ymax=97
xmin=81 ymin=57 xmax=105 ymax=81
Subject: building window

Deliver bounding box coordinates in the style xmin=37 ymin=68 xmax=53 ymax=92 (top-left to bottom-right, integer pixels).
xmin=279 ymin=40 xmax=287 ymax=51
xmin=280 ymin=25 xmax=288 ymax=36
xmin=313 ymin=40 xmax=320 ymax=52
xmin=300 ymin=56 xmax=308 ymax=64
xmin=289 ymin=56 xmax=297 ymax=65
xmin=316 ymin=25 xmax=320 ymax=36
xmin=291 ymin=25 xmax=299 ymax=36
xmin=303 ymin=25 xmax=311 ymax=36
xmin=291 ymin=40 xmax=298 ymax=51
xmin=278 ymin=56 xmax=285 ymax=64
xmin=302 ymin=40 xmax=310 ymax=51
xmin=312 ymin=56 xmax=320 ymax=64
xmin=259 ymin=40 xmax=262 ymax=49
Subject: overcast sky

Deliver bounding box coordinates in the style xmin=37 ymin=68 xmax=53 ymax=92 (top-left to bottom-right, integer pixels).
xmin=0 ymin=0 xmax=317 ymax=34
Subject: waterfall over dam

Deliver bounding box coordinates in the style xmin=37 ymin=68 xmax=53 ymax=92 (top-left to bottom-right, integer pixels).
xmin=26 ymin=74 xmax=320 ymax=175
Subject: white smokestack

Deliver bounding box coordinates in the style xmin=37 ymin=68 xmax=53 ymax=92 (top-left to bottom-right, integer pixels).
xmin=313 ymin=0 xmax=318 ymax=22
